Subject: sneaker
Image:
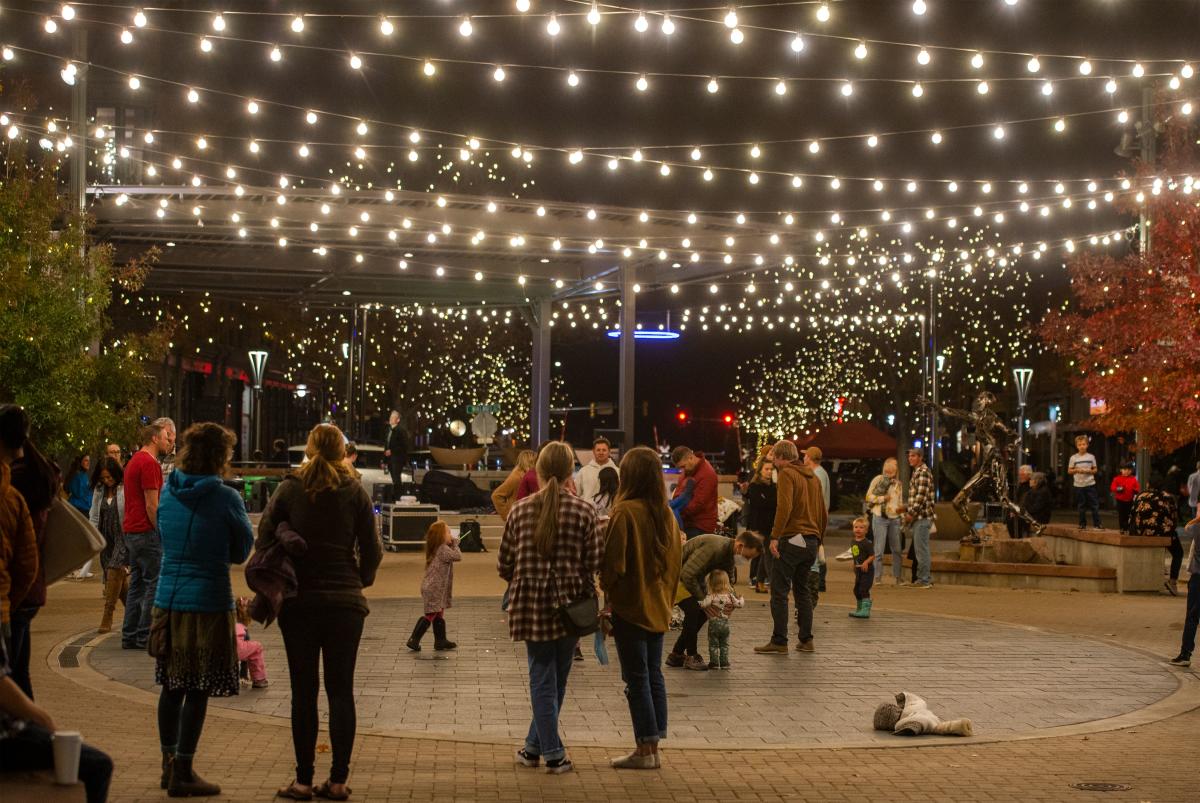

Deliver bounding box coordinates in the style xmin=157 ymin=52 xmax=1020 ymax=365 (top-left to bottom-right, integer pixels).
xmin=515 ymin=749 xmax=540 ymax=768
xmin=1164 ymin=581 xmax=1179 ymax=597
xmin=544 ymin=757 xmax=573 ymax=775
xmin=683 ymin=655 xmax=710 ymax=671
xmin=251 ymin=679 xmax=269 ymax=689
xmin=835 ymin=549 xmax=854 ymax=561
xmin=665 ymin=652 xmax=685 ymax=668
xmin=1168 ymin=654 xmax=1191 ymax=667
xmin=754 ymin=641 xmax=788 ymax=655
xmin=913 ymin=582 xmax=934 ymax=589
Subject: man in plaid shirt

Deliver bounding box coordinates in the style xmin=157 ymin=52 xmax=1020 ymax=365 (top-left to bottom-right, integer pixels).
xmin=903 ymin=448 xmax=935 ymax=589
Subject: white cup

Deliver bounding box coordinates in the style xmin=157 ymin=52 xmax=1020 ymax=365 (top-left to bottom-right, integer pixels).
xmin=51 ymin=730 xmax=82 ymax=785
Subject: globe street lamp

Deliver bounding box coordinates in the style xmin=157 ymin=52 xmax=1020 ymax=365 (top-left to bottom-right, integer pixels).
xmin=1012 ymin=367 xmax=1033 ymax=487
xmin=248 ymin=349 xmax=268 ymax=456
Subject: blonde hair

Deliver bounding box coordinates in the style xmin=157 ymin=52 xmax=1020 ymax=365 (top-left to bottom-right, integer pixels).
xmin=425 ymin=520 xmax=450 ymax=566
xmin=515 ymin=449 xmax=537 ymax=473
xmin=707 ymin=569 xmax=732 ymax=594
xmin=533 ymin=441 xmax=575 ymax=558
xmin=297 ymin=424 xmax=350 ymax=499
xmin=852 ymin=516 xmax=870 ymax=529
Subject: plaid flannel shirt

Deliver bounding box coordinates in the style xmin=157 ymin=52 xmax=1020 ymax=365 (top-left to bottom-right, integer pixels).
xmin=907 ymin=463 xmax=935 ymax=520
xmin=498 ymin=491 xmax=602 ymax=642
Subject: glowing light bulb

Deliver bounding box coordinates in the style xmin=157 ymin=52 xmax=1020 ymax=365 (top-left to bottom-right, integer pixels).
xmin=459 ymin=16 xmax=473 ymax=37
xmin=854 ymin=42 xmax=868 ymax=60
xmin=516 ymin=0 xmax=531 ymax=11
xmin=808 ymin=140 xmax=820 ymax=154
xmin=546 ymin=13 xmax=560 ymax=36
xmin=841 ymin=82 xmax=854 ymax=96
xmin=566 ymin=71 xmax=580 ymax=87
xmin=378 ymin=17 xmax=394 ymax=35
xmin=349 ymin=54 xmax=363 ymax=70
xmin=1026 ymin=56 xmax=1040 ymax=73
xmin=816 ymin=4 xmax=831 ymax=22
xmin=423 ymin=60 xmax=436 ymax=76
xmin=199 ymin=36 xmax=213 ymax=52
xmin=775 ymin=80 xmax=787 ymax=95
xmin=977 ymin=81 xmax=989 ymax=94
xmin=128 ymin=75 xmax=140 ymax=90
xmin=867 ymin=135 xmax=879 ymax=148
xmin=493 ymin=66 xmax=506 ymax=82
xmin=661 ymin=15 xmax=675 ymax=35
xmin=119 ymin=29 xmax=133 ymax=44
xmin=290 ymin=15 xmax=304 ymax=33
xmin=306 ymin=110 xmax=318 ymax=124
xmin=971 ymin=52 xmax=984 ymax=69
xmin=1054 ymin=118 xmax=1066 ymax=132
xmin=1182 ymin=64 xmax=1194 ymax=79
xmin=993 ymin=125 xmax=1006 ymax=139
xmin=724 ymin=8 xmax=738 ymax=27
xmin=186 ymin=88 xmax=199 ymax=103
xmin=269 ymin=46 xmax=282 ymax=61
xmin=634 ymin=13 xmax=648 ymax=32
xmin=1106 ymin=78 xmax=1117 ymax=93
xmin=916 ymin=49 xmax=931 ymax=66
xmin=791 ymin=33 xmax=805 ymax=53
xmin=1041 ymin=81 xmax=1054 ymax=95
xmin=133 ymin=10 xmax=146 ymax=27
xmin=636 ymin=74 xmax=649 ymax=91
xmin=1079 ymin=60 xmax=1093 ymax=75
xmin=357 ymin=121 xmax=369 ymax=135
xmin=587 ymin=4 xmax=601 ymax=25
xmin=730 ymin=28 xmax=744 ymax=44
xmin=912 ymin=83 xmax=924 ymax=97
xmin=1131 ymin=63 xmax=1144 ymax=78
xmin=61 ymin=4 xmax=76 ymax=21
xmin=212 ymin=14 xmax=226 ymax=31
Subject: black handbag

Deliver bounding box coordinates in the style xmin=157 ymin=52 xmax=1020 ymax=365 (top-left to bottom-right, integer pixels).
xmin=549 ymin=561 xmax=600 ymax=637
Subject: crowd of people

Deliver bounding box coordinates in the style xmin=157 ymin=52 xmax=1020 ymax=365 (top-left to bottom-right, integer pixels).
xmin=1 ymin=403 xmax=1198 ymax=796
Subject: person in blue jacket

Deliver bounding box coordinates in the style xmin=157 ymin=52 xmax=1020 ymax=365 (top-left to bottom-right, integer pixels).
xmin=67 ymin=454 xmax=97 ymax=579
xmin=151 ymin=423 xmax=253 ymax=798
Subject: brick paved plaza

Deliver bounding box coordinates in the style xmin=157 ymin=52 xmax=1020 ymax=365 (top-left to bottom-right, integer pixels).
xmin=22 ymin=549 xmax=1200 ymax=801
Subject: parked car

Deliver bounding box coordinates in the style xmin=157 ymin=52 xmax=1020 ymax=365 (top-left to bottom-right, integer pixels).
xmin=288 ymin=442 xmax=409 ymax=501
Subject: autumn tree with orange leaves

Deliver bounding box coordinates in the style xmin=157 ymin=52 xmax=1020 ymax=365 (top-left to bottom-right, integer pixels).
xmin=1039 ymin=113 xmax=1200 ymax=454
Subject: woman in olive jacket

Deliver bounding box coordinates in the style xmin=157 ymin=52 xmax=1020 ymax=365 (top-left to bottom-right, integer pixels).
xmin=600 ymin=446 xmax=682 ymax=770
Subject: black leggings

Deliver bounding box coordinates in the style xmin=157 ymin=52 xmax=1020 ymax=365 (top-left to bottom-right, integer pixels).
xmin=158 ymin=687 xmax=209 ymax=758
xmin=1168 ymin=536 xmax=1184 ymax=581
xmin=671 ymin=596 xmax=706 ymax=658
xmin=278 ymin=606 xmax=366 ymax=786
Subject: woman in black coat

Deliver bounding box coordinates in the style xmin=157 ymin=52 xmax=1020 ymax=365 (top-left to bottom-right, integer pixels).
xmin=742 ymin=453 xmax=777 ymax=593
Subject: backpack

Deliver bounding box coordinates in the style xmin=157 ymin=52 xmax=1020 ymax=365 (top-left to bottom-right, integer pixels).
xmin=458 ymin=519 xmax=486 ymax=552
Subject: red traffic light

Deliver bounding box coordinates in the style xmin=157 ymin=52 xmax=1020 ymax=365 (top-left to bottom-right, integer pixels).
xmin=677 ymin=411 xmax=688 ymax=422
xmin=723 ymin=414 xmax=734 ymax=425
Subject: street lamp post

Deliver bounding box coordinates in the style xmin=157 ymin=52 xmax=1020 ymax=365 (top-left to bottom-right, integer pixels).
xmin=1012 ymin=367 xmax=1033 ymax=487
xmin=248 ymin=349 xmax=269 ymax=457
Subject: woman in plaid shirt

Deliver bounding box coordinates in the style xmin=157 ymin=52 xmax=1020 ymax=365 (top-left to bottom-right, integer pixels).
xmin=499 ymin=442 xmax=603 ymax=774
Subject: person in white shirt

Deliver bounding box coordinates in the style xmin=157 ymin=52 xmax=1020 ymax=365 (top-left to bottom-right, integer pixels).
xmin=575 ymin=436 xmax=619 ymax=506
xmin=1067 ymin=435 xmax=1102 ymax=529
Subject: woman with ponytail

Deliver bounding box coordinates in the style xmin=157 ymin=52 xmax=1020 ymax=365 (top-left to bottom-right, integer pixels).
xmin=258 ymin=424 xmax=382 ymax=801
xmin=498 ymin=441 xmax=601 ymax=775
xmin=599 ymin=447 xmax=682 ymax=769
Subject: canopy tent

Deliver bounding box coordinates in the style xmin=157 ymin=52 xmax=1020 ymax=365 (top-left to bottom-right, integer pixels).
xmin=796 ymin=420 xmax=898 ymax=460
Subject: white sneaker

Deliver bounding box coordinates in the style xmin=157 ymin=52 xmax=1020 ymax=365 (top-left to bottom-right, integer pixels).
xmin=835 ymin=549 xmax=854 ymax=561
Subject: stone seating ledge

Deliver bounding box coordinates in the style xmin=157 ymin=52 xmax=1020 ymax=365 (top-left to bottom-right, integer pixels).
xmin=0 ymin=771 xmax=85 ymax=801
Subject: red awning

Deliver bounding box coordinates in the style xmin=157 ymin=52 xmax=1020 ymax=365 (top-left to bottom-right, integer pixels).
xmin=795 ymin=420 xmax=898 ymax=460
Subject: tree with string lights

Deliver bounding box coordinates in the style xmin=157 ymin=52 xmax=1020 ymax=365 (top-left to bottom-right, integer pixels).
xmin=1039 ymin=116 xmax=1200 ymax=453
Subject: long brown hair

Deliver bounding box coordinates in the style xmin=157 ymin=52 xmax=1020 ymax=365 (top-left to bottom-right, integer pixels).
xmin=614 ymin=446 xmax=675 ymax=577
xmin=424 ymin=519 xmax=450 ymax=566
xmin=175 ymin=423 xmax=235 ymax=476
xmin=533 ymin=441 xmax=575 ymax=558
xmin=297 ymin=424 xmax=349 ymax=498
xmin=749 ymin=445 xmax=774 ymax=485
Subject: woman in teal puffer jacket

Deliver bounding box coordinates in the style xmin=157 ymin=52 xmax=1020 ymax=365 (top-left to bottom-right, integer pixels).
xmin=151 ymin=422 xmax=253 ymax=798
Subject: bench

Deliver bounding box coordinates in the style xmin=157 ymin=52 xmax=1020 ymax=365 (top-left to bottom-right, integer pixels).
xmin=1040 ymin=526 xmax=1171 ymax=592
xmin=0 ymin=770 xmax=86 ymax=801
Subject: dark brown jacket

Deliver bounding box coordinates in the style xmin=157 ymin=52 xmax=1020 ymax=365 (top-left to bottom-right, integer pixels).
xmin=257 ymin=474 xmax=382 ymax=616
xmin=771 ymin=463 xmax=828 ymax=542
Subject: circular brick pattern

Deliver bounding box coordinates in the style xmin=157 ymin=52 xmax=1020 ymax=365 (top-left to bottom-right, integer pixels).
xmin=89 ymin=597 xmax=1178 ymax=748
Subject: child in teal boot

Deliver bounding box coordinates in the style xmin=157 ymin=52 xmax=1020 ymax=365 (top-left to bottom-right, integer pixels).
xmin=849 ymin=517 xmax=875 ymax=619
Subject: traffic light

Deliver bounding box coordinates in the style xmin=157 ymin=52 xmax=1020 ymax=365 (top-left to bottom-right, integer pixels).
xmin=723 ymin=413 xmax=734 ymax=425
xmin=676 ymin=410 xmax=688 ymax=423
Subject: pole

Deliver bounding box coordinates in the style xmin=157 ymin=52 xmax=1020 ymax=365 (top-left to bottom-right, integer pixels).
xmin=529 ymin=298 xmax=551 ymax=444
xmin=929 ymin=276 xmax=939 ymax=500
xmin=70 ymin=28 xmax=87 ymax=216
xmin=618 ymin=264 xmax=637 ymax=449
xmin=1135 ymin=85 xmax=1155 ymax=488
xmin=358 ymin=306 xmax=370 ymax=440
xmin=344 ymin=308 xmax=356 ymax=434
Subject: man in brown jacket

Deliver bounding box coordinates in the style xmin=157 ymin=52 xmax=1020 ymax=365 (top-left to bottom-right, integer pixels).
xmin=755 ymin=439 xmax=828 ymax=655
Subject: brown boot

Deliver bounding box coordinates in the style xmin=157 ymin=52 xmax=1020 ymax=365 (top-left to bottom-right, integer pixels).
xmin=99 ymin=568 xmax=123 ymax=633
xmin=168 ymin=755 xmax=220 ymax=797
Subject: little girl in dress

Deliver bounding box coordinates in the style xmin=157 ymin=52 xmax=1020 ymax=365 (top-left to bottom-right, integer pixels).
xmin=407 ymin=520 xmax=463 ymax=652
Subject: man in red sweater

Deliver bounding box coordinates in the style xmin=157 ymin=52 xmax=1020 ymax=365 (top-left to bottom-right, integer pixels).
xmin=670 ymin=447 xmax=719 ymax=538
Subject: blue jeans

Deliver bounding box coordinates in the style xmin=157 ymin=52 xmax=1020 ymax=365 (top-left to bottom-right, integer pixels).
xmin=912 ymin=518 xmax=932 ymax=585
xmin=872 ymin=517 xmax=902 ymax=581
xmin=1075 ymin=485 xmax=1101 ymax=527
xmin=611 ymin=615 xmax=668 ymax=743
xmin=524 ymin=636 xmax=578 ymax=762
xmin=769 ymin=537 xmax=818 ymax=644
xmin=122 ymin=530 xmax=161 ymax=646
xmin=1181 ymin=573 xmax=1200 ymax=658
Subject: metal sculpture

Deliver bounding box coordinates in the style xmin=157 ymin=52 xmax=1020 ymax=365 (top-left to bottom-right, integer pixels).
xmin=920 ymin=392 xmax=1043 ymax=538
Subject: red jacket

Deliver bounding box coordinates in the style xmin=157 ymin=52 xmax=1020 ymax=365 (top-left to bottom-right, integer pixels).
xmin=515 ymin=468 xmax=539 ymax=501
xmin=1110 ymin=475 xmax=1140 ymax=503
xmin=672 ymin=456 xmax=719 ymax=533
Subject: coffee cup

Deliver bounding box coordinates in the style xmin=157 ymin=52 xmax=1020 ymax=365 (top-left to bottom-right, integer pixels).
xmin=51 ymin=730 xmax=82 ymax=785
